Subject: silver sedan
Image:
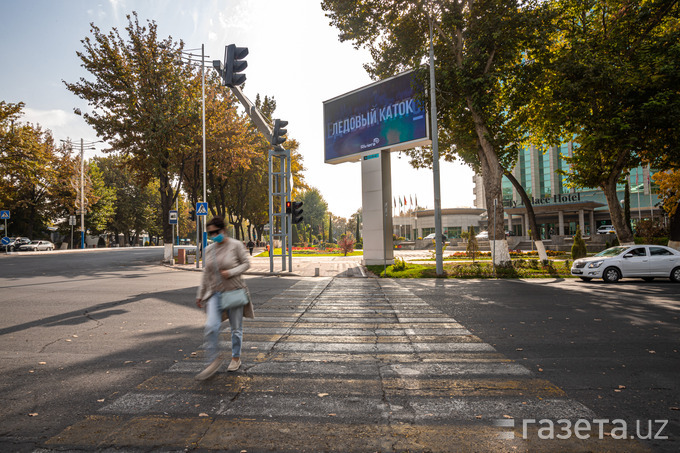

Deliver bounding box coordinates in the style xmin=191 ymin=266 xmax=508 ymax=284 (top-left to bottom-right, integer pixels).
xmin=571 ymin=245 xmax=680 ymax=283
xmin=18 ymin=240 xmax=55 ymax=251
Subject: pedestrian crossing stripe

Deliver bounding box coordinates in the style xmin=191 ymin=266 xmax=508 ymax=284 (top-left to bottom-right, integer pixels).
xmin=196 ymin=202 xmax=208 ymax=216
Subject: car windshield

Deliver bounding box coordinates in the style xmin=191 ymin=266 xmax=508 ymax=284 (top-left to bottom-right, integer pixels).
xmin=30 ymin=241 xmax=40 ymax=244
xmin=595 ymin=246 xmax=628 ymax=257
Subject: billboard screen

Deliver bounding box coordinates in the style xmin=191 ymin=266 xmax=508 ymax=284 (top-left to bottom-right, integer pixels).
xmin=323 ymin=70 xmax=430 ymax=164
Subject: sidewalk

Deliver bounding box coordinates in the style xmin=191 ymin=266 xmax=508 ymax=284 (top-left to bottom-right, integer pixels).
xmin=170 ymin=249 xmax=367 ymax=278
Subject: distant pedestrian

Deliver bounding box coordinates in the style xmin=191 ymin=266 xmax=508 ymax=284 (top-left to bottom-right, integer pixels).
xmin=247 ymin=239 xmax=255 ymax=256
xmin=195 ymin=216 xmax=254 ymax=381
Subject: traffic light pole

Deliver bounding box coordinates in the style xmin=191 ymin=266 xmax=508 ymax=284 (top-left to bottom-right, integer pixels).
xmin=268 ymin=149 xmax=292 ymax=273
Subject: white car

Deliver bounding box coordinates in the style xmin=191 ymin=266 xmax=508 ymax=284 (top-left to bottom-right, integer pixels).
xmin=18 ymin=240 xmax=55 ymax=251
xmin=475 ymin=231 xmax=489 ymax=240
xmin=571 ymin=245 xmax=680 ymax=283
xmin=597 ymin=225 xmax=616 ymax=234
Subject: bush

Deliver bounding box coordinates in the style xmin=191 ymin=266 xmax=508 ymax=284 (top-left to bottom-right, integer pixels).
xmin=338 ymin=234 xmax=356 ymax=256
xmin=392 ymin=257 xmax=408 ymax=271
xmin=635 ymin=219 xmax=668 ymax=243
xmin=571 ymin=227 xmax=587 ymax=259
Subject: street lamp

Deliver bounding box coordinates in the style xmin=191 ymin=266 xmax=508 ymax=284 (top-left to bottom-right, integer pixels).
xmin=181 ymin=45 xmax=210 ymax=268
xmin=61 ymin=138 xmax=102 ymax=249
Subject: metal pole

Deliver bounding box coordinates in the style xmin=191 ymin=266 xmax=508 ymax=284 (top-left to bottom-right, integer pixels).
xmin=80 ymin=138 xmax=85 ymax=249
xmin=201 ymin=45 xmax=208 ymax=269
xmin=196 ymin=217 xmax=200 ymax=269
xmin=429 ymin=17 xmax=444 ymax=275
xmin=268 ymin=152 xmax=274 ymax=273
xmin=493 ymin=198 xmax=497 ymax=273
xmin=647 ymin=164 xmax=653 ymax=220
xmin=287 ymin=151 xmax=292 ymax=272
xmin=280 ymin=157 xmax=287 ymax=272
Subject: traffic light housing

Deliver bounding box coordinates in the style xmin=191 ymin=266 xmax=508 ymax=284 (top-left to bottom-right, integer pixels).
xmin=213 ymin=44 xmax=248 ymax=87
xmin=291 ymin=201 xmax=303 ymax=224
xmin=189 ymin=209 xmax=196 ymax=222
xmin=285 ymin=201 xmax=292 ymax=214
xmin=271 ymin=118 xmax=288 ymax=150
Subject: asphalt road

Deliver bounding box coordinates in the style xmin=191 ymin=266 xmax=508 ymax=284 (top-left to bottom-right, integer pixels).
xmin=0 ymin=248 xmax=300 ymax=451
xmin=1 ymin=248 xmax=678 ymax=452
xmin=402 ymin=278 xmax=680 ymax=452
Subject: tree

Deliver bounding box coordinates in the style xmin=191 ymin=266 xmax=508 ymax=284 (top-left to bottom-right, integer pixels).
xmin=64 ymin=12 xmax=199 ymax=259
xmin=322 ymin=0 xmax=553 ymax=265
xmin=95 ymin=155 xmax=160 ymax=246
xmin=0 ymin=102 xmax=75 ymax=238
xmin=521 ymin=0 xmax=680 ymax=245
xmin=571 ymin=227 xmax=587 ymax=260
xmin=299 ymin=188 xmax=329 ymax=241
xmin=338 ymin=233 xmax=356 ymax=256
xmin=84 ymin=160 xmax=116 ymax=235
xmin=328 ymin=214 xmax=333 ymax=243
xmin=653 ymin=169 xmax=680 ymax=249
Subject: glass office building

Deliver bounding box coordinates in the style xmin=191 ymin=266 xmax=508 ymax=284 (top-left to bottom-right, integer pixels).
xmin=474 ymin=142 xmax=661 ymax=237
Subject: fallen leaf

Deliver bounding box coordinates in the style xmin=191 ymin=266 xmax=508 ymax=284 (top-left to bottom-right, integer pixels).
xmin=503 ymin=414 xmax=512 ymax=419
xmin=72 ymin=335 xmax=78 ymax=338
xmin=38 ymin=362 xmax=46 ymax=365
xmin=65 ymin=339 xmax=72 ymax=342
xmin=475 ymin=415 xmax=482 ymax=419
xmin=317 ymin=393 xmax=329 ymax=398
xmin=199 ymin=413 xmax=209 ymax=417
xmin=594 ymin=318 xmax=602 ymax=322
xmin=669 ymin=407 xmax=679 ymax=411
xmin=649 ymin=350 xmax=656 ymax=354
xmin=328 ymin=413 xmax=336 ymax=416
xmin=145 ymin=360 xmax=151 ymax=363
xmin=28 ymin=413 xmax=38 ymax=417
xmin=516 ymin=348 xmax=523 ymax=351
xmin=618 ymin=385 xmax=626 ymax=389
xmin=124 ymin=361 xmax=133 ymax=364
xmin=97 ymin=399 xmax=105 ymax=403
xmin=538 ymin=368 xmax=543 ymax=372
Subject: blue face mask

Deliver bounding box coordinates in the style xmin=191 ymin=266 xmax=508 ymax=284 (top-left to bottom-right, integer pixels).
xmin=211 ymin=233 xmax=224 ymax=243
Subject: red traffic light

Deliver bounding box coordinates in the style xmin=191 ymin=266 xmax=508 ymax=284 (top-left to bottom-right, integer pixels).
xmin=285 ymin=201 xmax=292 ymax=214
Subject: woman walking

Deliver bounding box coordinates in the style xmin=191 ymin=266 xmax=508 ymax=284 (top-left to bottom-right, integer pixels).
xmin=195 ymin=216 xmax=253 ymax=380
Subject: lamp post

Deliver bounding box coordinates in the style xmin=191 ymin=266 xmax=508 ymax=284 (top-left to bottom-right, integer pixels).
xmin=61 ymin=138 xmax=101 ymax=249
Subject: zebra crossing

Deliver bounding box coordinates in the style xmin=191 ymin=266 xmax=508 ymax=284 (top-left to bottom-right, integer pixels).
xmin=45 ymin=277 xmax=645 ymax=451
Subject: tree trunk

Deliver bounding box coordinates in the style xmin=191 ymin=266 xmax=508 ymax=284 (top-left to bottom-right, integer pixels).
xmin=668 ymin=203 xmax=680 ymax=250
xmin=503 ymin=169 xmax=548 ymax=261
xmin=601 ymin=179 xmax=635 ymax=245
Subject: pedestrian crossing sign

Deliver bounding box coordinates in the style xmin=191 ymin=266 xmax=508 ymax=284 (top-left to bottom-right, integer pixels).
xmin=196 ymin=202 xmax=208 ymax=216
xmin=0 ymin=211 xmax=9 ymax=220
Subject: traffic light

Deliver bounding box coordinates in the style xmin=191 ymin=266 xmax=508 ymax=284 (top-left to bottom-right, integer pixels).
xmin=285 ymin=201 xmax=292 ymax=214
xmin=212 ymin=44 xmax=248 ymax=87
xmin=189 ymin=209 xmax=196 ymax=222
xmin=225 ymin=44 xmax=248 ymax=87
xmin=271 ymin=118 xmax=288 ymax=150
xmin=291 ymin=201 xmax=303 ymax=224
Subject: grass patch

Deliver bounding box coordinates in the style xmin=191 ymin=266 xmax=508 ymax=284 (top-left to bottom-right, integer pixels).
xmin=366 ymin=259 xmax=573 ymax=279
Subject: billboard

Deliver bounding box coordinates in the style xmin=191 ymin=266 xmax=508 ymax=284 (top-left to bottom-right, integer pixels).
xmin=323 ymin=70 xmax=431 ymax=164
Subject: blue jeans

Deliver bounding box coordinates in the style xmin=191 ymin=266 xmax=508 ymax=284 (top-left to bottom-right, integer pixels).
xmin=205 ymin=293 xmax=243 ymax=363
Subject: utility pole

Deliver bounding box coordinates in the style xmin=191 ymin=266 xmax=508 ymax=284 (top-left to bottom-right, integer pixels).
xmin=429 ymin=17 xmax=444 ymax=276
xmin=80 ymin=138 xmax=85 ymax=249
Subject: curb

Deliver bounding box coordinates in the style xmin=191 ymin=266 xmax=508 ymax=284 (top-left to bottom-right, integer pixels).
xmin=160 ymin=262 xmax=301 ymax=277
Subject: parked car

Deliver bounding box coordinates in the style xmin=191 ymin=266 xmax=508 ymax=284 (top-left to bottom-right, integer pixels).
xmin=18 ymin=240 xmax=55 ymax=251
xmin=1 ymin=237 xmax=31 ymax=251
xmin=475 ymin=231 xmax=489 ymax=240
xmin=597 ymin=225 xmax=616 ymax=234
xmin=571 ymin=245 xmax=680 ymax=283
xmin=424 ymin=233 xmax=448 ymax=242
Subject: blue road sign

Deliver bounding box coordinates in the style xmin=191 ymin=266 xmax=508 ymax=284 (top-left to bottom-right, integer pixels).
xmin=196 ymin=202 xmax=208 ymax=216
xmin=1 ymin=237 xmax=10 ymax=246
xmin=0 ymin=211 xmax=9 ymax=220
xmin=169 ymin=210 xmax=178 ymax=225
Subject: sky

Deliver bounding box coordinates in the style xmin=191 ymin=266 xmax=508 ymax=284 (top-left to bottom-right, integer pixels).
xmin=0 ymin=0 xmax=475 ymax=219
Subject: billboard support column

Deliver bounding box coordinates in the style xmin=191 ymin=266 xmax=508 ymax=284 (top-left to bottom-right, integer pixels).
xmin=361 ymin=151 xmax=394 ymax=266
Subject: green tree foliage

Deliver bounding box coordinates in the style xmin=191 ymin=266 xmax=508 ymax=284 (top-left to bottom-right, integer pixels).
xmin=299 ymin=188 xmax=329 ymax=241
xmin=0 ymin=101 xmax=78 ymax=238
xmin=571 ymin=227 xmax=587 ymax=260
xmin=64 ymin=12 xmax=199 ymax=242
xmin=94 ymin=155 xmax=159 ymax=245
xmin=522 ymin=0 xmax=680 ymax=244
xmin=84 ymin=160 xmax=116 ymax=234
xmin=322 ymin=0 xmax=553 ymax=264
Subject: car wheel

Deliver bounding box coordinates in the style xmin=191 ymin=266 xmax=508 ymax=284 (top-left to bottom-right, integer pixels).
xmin=642 ymin=277 xmax=655 ymax=282
xmin=671 ymin=267 xmax=680 ymax=283
xmin=579 ymin=277 xmax=592 ymax=282
xmin=602 ymin=267 xmax=621 ymax=283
